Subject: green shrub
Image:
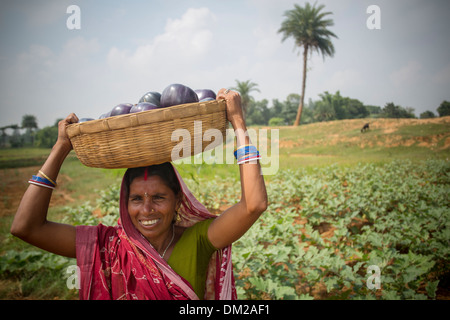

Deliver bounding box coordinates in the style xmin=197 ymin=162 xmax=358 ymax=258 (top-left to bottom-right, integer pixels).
xmin=268 ymin=117 xmax=286 ymax=127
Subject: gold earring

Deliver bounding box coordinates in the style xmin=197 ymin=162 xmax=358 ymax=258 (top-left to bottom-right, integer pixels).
xmin=174 ymin=211 xmax=181 ymax=223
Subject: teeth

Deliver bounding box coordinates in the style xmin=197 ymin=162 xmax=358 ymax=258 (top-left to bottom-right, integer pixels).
xmin=141 ymin=219 xmax=158 ymax=226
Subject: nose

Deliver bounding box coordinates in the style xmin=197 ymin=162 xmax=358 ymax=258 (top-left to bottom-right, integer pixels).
xmin=142 ymin=198 xmax=156 ymax=214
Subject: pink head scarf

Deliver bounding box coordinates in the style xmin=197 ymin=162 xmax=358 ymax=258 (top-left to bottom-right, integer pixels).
xmin=76 ymin=163 xmax=236 ymax=300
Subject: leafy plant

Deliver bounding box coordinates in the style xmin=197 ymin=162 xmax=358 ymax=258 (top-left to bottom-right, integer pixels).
xmin=232 ymin=160 xmax=449 ymax=299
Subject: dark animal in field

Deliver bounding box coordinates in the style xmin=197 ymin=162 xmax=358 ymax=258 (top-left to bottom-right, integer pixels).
xmin=361 ymin=123 xmax=370 ymax=133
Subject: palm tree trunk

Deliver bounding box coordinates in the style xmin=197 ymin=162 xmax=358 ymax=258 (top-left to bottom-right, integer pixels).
xmin=294 ymin=45 xmax=308 ymax=126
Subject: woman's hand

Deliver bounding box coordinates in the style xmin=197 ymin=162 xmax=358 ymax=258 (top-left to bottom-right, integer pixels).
xmin=217 ymin=89 xmax=245 ymax=130
xmin=55 ymin=113 xmax=78 ymax=152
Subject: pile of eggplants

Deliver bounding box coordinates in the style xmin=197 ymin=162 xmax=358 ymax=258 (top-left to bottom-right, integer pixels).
xmin=78 ymin=84 xmax=217 ymax=123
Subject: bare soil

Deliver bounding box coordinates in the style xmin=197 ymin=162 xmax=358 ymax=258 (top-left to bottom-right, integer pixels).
xmin=0 ymin=166 xmax=75 ymax=218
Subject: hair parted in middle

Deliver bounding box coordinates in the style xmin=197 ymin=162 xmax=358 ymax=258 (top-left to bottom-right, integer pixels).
xmin=123 ymin=162 xmax=181 ymax=198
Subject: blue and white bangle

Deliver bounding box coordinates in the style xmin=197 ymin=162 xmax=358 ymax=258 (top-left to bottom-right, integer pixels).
xmin=28 ymin=175 xmax=56 ymax=190
xmin=234 ymin=144 xmax=261 ymax=164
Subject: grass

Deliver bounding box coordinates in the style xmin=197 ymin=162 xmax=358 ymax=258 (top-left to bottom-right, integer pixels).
xmin=0 ymin=148 xmax=55 ymax=169
xmin=58 ymin=155 xmax=125 ymax=202
xmin=175 ymin=117 xmax=449 ymax=176
xmin=275 ymin=117 xmax=449 ymax=168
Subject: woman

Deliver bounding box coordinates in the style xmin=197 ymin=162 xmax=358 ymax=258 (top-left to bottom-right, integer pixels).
xmin=10 ymin=89 xmax=268 ymax=300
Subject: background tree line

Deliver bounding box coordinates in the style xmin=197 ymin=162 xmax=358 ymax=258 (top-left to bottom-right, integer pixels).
xmin=1 ymin=117 xmax=60 ymax=149
xmin=1 ymin=81 xmax=449 ymax=149
xmin=234 ymin=79 xmax=450 ymax=127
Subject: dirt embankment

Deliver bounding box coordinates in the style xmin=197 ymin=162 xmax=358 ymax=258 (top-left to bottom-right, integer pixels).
xmin=0 ymin=166 xmax=74 ymax=217
xmin=278 ymin=116 xmax=450 ymax=151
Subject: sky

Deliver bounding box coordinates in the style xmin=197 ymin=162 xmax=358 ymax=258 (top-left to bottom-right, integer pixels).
xmin=0 ymin=0 xmax=449 ymax=129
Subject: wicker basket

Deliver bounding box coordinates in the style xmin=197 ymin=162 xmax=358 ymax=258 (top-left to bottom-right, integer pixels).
xmin=67 ymin=99 xmax=228 ymax=169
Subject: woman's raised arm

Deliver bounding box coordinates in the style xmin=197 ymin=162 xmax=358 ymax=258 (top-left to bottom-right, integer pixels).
xmin=10 ymin=114 xmax=79 ymax=258
xmin=207 ymin=89 xmax=268 ymax=249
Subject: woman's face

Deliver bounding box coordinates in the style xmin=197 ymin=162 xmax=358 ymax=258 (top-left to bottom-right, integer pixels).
xmin=128 ymin=175 xmax=180 ymax=243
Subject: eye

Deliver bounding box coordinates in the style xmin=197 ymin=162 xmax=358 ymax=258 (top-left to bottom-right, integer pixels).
xmin=153 ymin=195 xmax=165 ymax=201
xmin=129 ymin=195 xmax=143 ymax=203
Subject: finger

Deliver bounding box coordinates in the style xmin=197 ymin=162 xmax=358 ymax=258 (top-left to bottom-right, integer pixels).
xmin=218 ymin=88 xmax=236 ymax=101
xmin=65 ymin=113 xmax=79 ymax=124
xmin=217 ymin=88 xmax=227 ymax=99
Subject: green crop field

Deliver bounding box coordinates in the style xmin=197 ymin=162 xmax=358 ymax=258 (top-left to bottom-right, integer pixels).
xmin=0 ymin=116 xmax=449 ymax=300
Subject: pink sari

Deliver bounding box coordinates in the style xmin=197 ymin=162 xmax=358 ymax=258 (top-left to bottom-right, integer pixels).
xmin=76 ymin=164 xmax=237 ymax=300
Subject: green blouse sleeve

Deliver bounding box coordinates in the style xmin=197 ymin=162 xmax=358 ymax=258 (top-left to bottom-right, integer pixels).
xmin=168 ymin=218 xmax=217 ymax=299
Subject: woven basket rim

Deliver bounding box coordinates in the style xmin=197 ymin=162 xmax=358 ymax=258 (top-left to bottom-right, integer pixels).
xmin=67 ymin=99 xmax=226 ymax=139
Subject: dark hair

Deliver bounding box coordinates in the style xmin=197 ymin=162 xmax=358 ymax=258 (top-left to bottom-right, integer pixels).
xmin=124 ymin=162 xmax=181 ymax=197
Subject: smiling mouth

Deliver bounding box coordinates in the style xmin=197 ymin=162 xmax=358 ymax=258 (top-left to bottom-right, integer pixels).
xmin=140 ymin=219 xmax=159 ymax=227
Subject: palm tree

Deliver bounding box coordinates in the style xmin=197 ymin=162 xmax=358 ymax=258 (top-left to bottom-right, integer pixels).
xmin=21 ymin=114 xmax=38 ymax=145
xmin=279 ymin=2 xmax=337 ymax=126
xmin=21 ymin=114 xmax=38 ymax=131
xmin=231 ymin=79 xmax=260 ymax=118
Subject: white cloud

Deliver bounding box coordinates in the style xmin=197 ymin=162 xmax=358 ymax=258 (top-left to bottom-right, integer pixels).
xmin=389 ymin=60 xmax=422 ymax=87
xmin=432 ymin=63 xmax=450 ymax=85
xmin=61 ymin=37 xmax=100 ymax=59
xmin=12 ymin=37 xmax=100 ymax=77
xmin=99 ymin=7 xmax=223 ymax=105
xmin=253 ymin=25 xmax=282 ymax=58
xmin=15 ymin=45 xmax=55 ymax=75
xmin=2 ymin=36 xmax=106 ymax=126
xmin=324 ymin=68 xmax=364 ymax=92
xmin=15 ymin=0 xmax=71 ymax=27
xmin=107 ymin=8 xmax=216 ymax=77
